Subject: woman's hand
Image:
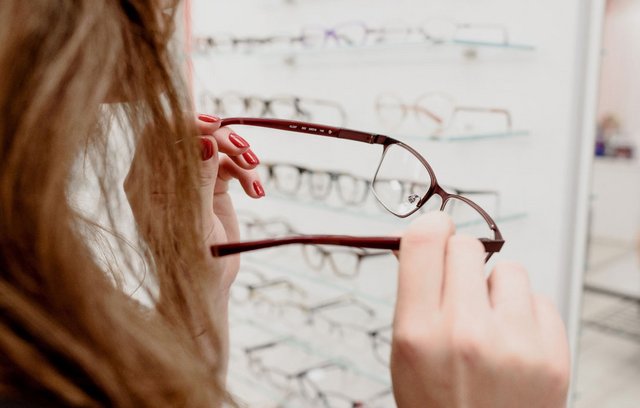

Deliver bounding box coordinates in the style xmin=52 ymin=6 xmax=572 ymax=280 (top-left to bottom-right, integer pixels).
xmin=194 ymin=114 xmax=264 ymax=294
xmin=125 ymin=114 xmax=264 ymax=296
xmin=391 ymin=212 xmax=570 ymax=408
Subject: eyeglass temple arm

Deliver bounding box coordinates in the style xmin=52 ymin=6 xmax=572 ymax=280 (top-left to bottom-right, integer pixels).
xmin=211 ymin=235 xmax=505 ymax=257
xmin=219 ymin=117 xmax=391 ymax=145
xmin=412 ymin=105 xmax=444 ymax=124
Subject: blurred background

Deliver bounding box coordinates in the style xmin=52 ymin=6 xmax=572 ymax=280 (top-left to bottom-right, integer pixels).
xmin=184 ymin=0 xmax=639 ymax=406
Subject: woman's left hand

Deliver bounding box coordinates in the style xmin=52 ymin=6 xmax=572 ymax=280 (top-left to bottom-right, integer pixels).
xmin=194 ymin=114 xmax=264 ymax=294
xmin=125 ymin=114 xmax=264 ymax=298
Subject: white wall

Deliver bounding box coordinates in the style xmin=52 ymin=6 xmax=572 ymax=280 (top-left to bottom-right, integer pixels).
xmin=189 ymin=1 xmax=600 ymax=405
xmin=191 ymin=0 xmax=596 ymax=315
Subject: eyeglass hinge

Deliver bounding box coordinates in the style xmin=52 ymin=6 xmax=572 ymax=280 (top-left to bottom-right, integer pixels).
xmin=369 ymin=134 xmax=385 ymax=144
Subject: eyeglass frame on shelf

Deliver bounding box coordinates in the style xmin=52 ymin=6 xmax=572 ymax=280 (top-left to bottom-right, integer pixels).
xmin=375 ymin=92 xmax=513 ymax=136
xmin=209 ymin=117 xmax=505 ymax=261
xmin=269 ymin=295 xmax=377 ymax=335
xmin=231 ymin=266 xmax=307 ymax=305
xmin=257 ymin=161 xmax=502 ymax=217
xmin=200 ymin=91 xmax=348 ymax=126
xmin=238 ymin=213 xmax=391 ymax=278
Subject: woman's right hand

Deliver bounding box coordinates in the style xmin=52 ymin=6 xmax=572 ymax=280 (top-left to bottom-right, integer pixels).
xmin=391 ymin=212 xmax=570 ymax=408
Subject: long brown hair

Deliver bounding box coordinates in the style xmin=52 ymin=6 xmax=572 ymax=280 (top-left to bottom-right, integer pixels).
xmin=0 ymin=0 xmax=230 ymax=406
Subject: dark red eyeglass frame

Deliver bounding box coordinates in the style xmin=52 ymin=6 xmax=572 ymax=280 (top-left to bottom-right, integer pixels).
xmin=210 ymin=117 xmax=505 ymax=261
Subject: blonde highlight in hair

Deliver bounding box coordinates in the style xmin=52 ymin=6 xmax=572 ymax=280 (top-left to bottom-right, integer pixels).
xmin=0 ymin=1 xmax=231 ymax=406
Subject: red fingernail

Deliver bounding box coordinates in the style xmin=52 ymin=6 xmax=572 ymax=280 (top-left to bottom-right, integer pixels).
xmin=200 ymin=138 xmax=214 ymax=161
xmin=229 ymin=133 xmax=249 ymax=148
xmin=242 ymin=150 xmax=260 ymax=165
xmin=253 ymin=181 xmax=265 ymax=197
xmin=198 ymin=114 xmax=220 ymax=123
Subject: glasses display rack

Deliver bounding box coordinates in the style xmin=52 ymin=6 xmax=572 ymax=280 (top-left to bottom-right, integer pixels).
xmin=187 ymin=0 xmax=604 ymax=406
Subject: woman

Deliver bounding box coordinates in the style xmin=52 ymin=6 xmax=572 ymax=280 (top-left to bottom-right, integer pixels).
xmin=0 ymin=0 xmax=570 ymax=407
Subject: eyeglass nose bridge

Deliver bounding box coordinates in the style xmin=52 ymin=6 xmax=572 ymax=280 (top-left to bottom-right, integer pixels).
xmin=416 ymin=183 xmax=448 ymax=210
xmin=325 ymin=29 xmax=339 ymax=42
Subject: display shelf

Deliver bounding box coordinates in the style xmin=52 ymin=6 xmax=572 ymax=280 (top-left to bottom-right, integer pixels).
xmin=189 ymin=1 xmax=606 ymax=404
xmin=230 ymin=315 xmax=392 ymax=385
xmin=191 ymin=38 xmax=536 ymax=62
xmin=399 ymin=129 xmax=530 ymax=143
xmin=451 ymin=39 xmax=535 ymax=51
xmin=237 ymin=187 xmax=527 ymax=229
xmin=241 ymin=257 xmax=396 ymax=308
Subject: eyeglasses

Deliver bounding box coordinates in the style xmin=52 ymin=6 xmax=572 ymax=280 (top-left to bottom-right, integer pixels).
xmin=199 ymin=92 xmax=347 ymax=126
xmin=416 ymin=19 xmax=510 ymax=46
xmin=280 ymin=388 xmax=394 ymax=408
xmin=365 ymin=325 xmax=392 ymax=366
xmin=300 ymin=20 xmax=511 ymax=49
xmin=245 ymin=339 xmax=341 ymax=392
xmin=373 ymin=178 xmax=502 ymax=219
xmin=302 ymin=245 xmax=389 ymax=279
xmin=375 ymin=92 xmax=513 ymax=137
xmin=276 ymin=367 xmax=394 ymax=408
xmin=193 ymin=33 xmax=304 ymax=53
xmin=194 ymin=20 xmax=511 ymax=55
xmin=230 ymin=266 xmax=306 ymax=305
xmin=270 ymin=295 xmax=377 ymax=337
xmin=300 ymin=21 xmax=412 ymax=49
xmin=248 ymin=354 xmax=375 ymax=408
xmin=245 ymin=340 xmax=391 ymax=408
xmin=210 ymin=117 xmax=504 ymax=261
xmin=237 ymin=213 xmax=298 ymax=241
xmin=258 ymin=162 xmax=371 ymax=205
xmin=237 ymin=214 xmax=390 ymax=278
xmin=258 ymin=161 xmax=502 ymax=217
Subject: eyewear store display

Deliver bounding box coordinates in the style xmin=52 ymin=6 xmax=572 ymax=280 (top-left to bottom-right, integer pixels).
xmin=199 ymin=91 xmax=348 ymax=126
xmin=191 ymin=1 xmax=549 ymax=407
xmin=193 ymin=19 xmax=519 ymax=54
xmin=198 ymin=91 xmax=517 ymax=139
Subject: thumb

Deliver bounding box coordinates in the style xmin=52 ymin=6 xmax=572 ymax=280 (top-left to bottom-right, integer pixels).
xmin=199 ymin=136 xmax=218 ymax=214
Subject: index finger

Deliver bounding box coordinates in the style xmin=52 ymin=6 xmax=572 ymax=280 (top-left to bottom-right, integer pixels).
xmin=395 ymin=212 xmax=454 ymax=327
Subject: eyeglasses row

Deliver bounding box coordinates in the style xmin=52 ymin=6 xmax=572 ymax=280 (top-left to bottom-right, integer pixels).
xmin=199 ymin=91 xmax=513 ymax=137
xmin=232 ymin=271 xmax=392 ymax=357
xmin=243 ymin=338 xmax=393 ymax=407
xmin=194 ymin=19 xmax=513 ymax=54
xmin=236 ymin=222 xmax=390 ymax=278
xmin=199 ymin=92 xmax=348 ymax=126
xmin=255 ymin=162 xmax=501 ymax=215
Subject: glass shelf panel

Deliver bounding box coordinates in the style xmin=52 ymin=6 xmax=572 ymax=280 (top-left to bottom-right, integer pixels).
xmin=191 ymin=38 xmax=537 ymax=60
xmin=234 ymin=186 xmax=527 ymax=229
xmin=398 ymin=129 xmax=530 ymax=143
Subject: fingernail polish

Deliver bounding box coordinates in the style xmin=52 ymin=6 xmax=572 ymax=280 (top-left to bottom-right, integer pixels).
xmin=242 ymin=150 xmax=260 ymax=165
xmin=200 ymin=138 xmax=214 ymax=161
xmin=198 ymin=114 xmax=220 ymax=123
xmin=229 ymin=133 xmax=249 ymax=148
xmin=253 ymin=181 xmax=265 ymax=197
